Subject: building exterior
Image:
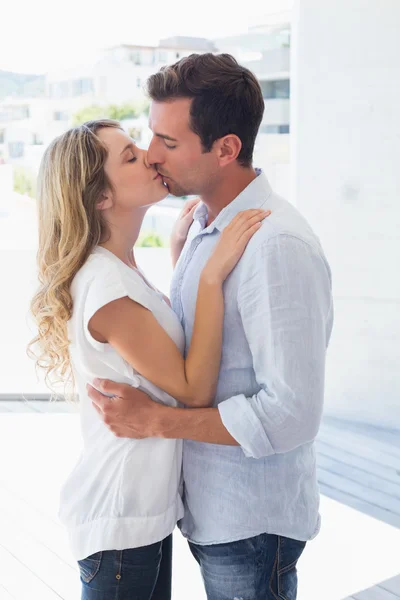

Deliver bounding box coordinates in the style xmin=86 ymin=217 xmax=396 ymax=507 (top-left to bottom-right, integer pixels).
xmin=0 ymin=97 xmax=68 ymax=171
xmin=215 ymin=17 xmax=292 ymax=198
xmin=45 ymin=36 xmax=216 ymax=110
xmin=0 ymin=36 xmax=217 ymax=172
xmin=1 ymin=27 xmax=293 ymax=190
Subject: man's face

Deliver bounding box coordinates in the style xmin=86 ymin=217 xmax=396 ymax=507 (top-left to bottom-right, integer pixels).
xmin=147 ymin=98 xmax=219 ymax=197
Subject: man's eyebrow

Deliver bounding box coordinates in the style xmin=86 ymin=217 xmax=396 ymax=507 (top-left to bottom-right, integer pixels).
xmin=155 ymin=133 xmax=178 ymax=142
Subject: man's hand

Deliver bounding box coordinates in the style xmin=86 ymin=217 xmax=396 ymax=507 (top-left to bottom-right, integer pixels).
xmin=87 ymin=379 xmax=164 ymax=439
xmin=87 ymin=378 xmax=239 ymax=447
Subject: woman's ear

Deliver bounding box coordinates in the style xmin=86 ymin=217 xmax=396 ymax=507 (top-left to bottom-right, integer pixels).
xmin=97 ymin=193 xmax=113 ymax=211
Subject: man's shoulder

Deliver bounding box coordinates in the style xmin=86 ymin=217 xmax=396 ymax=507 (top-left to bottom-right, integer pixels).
xmin=248 ymin=191 xmax=323 ymax=253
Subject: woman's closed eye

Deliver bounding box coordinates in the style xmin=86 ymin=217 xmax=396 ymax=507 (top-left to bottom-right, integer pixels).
xmin=128 ymin=155 xmax=137 ymax=163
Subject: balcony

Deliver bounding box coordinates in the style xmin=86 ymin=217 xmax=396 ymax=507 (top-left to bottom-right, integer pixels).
xmin=262 ymin=98 xmax=290 ymax=126
xmin=245 ymin=46 xmax=290 ymax=78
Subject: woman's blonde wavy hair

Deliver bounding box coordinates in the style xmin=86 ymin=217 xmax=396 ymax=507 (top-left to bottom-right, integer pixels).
xmin=28 ymin=119 xmax=121 ymax=394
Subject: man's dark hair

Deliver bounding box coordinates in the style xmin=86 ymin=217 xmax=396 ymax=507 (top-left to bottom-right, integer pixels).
xmin=146 ymin=53 xmax=264 ymax=168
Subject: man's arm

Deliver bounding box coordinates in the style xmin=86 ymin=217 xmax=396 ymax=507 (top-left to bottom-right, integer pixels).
xmin=216 ymin=234 xmax=333 ymax=458
xmin=156 ymin=406 xmax=238 ymax=445
xmin=89 ymin=234 xmax=332 ymax=457
xmin=162 ymin=234 xmax=332 ymax=457
xmin=88 ymin=380 xmax=238 ymax=445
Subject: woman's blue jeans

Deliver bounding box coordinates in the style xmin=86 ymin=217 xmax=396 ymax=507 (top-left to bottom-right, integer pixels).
xmin=78 ymin=535 xmax=172 ymax=600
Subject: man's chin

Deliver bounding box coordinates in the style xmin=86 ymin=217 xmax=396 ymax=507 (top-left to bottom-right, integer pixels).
xmin=160 ymin=176 xmax=189 ymax=198
xmin=166 ymin=183 xmax=187 ymax=198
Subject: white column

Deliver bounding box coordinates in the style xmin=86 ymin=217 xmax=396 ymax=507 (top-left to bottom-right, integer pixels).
xmin=291 ymin=0 xmax=400 ymax=427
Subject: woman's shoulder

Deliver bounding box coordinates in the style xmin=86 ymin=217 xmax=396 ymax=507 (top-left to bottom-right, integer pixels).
xmin=72 ymin=250 xmax=117 ymax=287
xmin=70 ymin=250 xmax=127 ymax=305
xmin=72 ymin=247 xmax=154 ymax=309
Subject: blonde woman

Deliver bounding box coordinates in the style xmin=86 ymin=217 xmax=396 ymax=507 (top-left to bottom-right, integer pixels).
xmin=29 ymin=119 xmax=270 ymax=600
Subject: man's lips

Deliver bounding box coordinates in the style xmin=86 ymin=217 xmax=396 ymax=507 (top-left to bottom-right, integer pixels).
xmin=154 ymin=172 xmax=170 ymax=188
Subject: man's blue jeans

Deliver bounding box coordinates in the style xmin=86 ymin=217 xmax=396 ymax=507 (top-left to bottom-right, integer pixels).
xmin=189 ymin=533 xmax=306 ymax=600
xmin=78 ymin=535 xmax=172 ymax=600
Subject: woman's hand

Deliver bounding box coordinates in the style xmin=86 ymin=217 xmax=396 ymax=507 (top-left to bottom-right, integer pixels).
xmin=202 ymin=209 xmax=271 ymax=283
xmin=171 ymin=197 xmax=201 ymax=246
xmin=170 ymin=198 xmax=201 ymax=267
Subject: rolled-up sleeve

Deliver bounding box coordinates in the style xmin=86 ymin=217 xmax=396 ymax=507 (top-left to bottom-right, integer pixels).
xmin=218 ymin=234 xmax=333 ymax=459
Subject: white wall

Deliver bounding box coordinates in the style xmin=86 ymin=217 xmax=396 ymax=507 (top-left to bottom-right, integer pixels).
xmin=291 ymin=0 xmax=400 ymax=428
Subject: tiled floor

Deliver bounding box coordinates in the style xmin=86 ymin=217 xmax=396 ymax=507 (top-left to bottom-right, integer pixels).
xmin=316 ymin=416 xmax=400 ymax=599
xmin=0 ymin=401 xmax=399 ymax=600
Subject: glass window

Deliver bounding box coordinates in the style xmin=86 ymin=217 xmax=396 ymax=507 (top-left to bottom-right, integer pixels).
xmin=259 ymin=124 xmax=290 ymax=134
xmin=279 ymin=124 xmax=290 ymax=134
xmin=130 ymin=51 xmax=141 ymax=65
xmin=260 ymin=79 xmax=290 ymax=99
xmin=53 ymin=111 xmax=68 ymax=121
xmin=52 ymin=81 xmax=70 ymax=98
xmin=32 ymin=133 xmax=43 ymax=145
xmin=8 ymin=141 xmax=24 ymax=158
xmin=72 ymin=78 xmax=93 ymax=97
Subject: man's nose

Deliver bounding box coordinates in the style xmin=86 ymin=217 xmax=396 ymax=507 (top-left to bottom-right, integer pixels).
xmin=147 ymin=138 xmax=161 ymax=166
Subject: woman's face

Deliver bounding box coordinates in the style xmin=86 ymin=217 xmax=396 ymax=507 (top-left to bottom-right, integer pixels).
xmin=97 ymin=126 xmax=168 ymax=212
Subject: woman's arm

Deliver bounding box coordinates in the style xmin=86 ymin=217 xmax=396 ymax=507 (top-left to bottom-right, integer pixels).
xmin=89 ymin=274 xmax=222 ymax=407
xmin=89 ymin=209 xmax=270 ymax=407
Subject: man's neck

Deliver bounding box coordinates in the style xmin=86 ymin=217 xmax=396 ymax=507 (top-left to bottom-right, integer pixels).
xmin=201 ymin=167 xmax=258 ymax=226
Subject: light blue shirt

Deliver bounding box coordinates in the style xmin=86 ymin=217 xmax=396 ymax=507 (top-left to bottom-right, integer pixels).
xmin=170 ymin=170 xmax=334 ymax=544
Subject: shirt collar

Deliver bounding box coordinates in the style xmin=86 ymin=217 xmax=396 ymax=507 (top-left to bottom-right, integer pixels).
xmin=193 ymin=169 xmax=272 ymax=233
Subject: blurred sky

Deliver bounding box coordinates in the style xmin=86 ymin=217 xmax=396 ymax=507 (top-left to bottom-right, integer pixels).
xmin=1 ymin=0 xmax=294 ymax=74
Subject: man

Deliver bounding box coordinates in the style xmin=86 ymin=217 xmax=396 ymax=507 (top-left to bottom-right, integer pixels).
xmin=88 ymin=53 xmax=333 ymax=600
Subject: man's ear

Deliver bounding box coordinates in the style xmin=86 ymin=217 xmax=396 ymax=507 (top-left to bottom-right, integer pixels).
xmin=216 ymin=135 xmax=242 ymax=166
xmin=97 ymin=192 xmax=113 ymax=211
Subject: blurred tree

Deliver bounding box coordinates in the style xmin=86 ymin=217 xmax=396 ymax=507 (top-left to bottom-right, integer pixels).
xmin=137 ymin=232 xmax=166 ymax=247
xmin=127 ymin=127 xmax=142 ymax=142
xmin=135 ymin=98 xmax=150 ymax=116
xmin=108 ymin=103 xmax=138 ymax=121
xmin=72 ymin=99 xmax=150 ymax=126
xmin=13 ymin=166 xmax=36 ymax=198
xmin=72 ymin=105 xmax=108 ymax=125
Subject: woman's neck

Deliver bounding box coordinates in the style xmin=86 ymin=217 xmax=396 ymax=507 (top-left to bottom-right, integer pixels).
xmin=100 ymin=206 xmax=148 ymax=268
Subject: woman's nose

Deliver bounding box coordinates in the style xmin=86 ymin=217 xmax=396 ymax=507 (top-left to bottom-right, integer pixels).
xmin=143 ymin=150 xmax=150 ymax=169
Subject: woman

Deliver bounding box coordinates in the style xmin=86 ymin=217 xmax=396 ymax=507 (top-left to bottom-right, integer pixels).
xmin=29 ymin=119 xmax=269 ymax=600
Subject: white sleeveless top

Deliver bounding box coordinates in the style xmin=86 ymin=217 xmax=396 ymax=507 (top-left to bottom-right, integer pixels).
xmin=59 ymin=246 xmax=185 ymax=561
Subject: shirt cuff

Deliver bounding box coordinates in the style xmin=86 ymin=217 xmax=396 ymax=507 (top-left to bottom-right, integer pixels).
xmin=218 ymin=394 xmax=275 ymax=459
